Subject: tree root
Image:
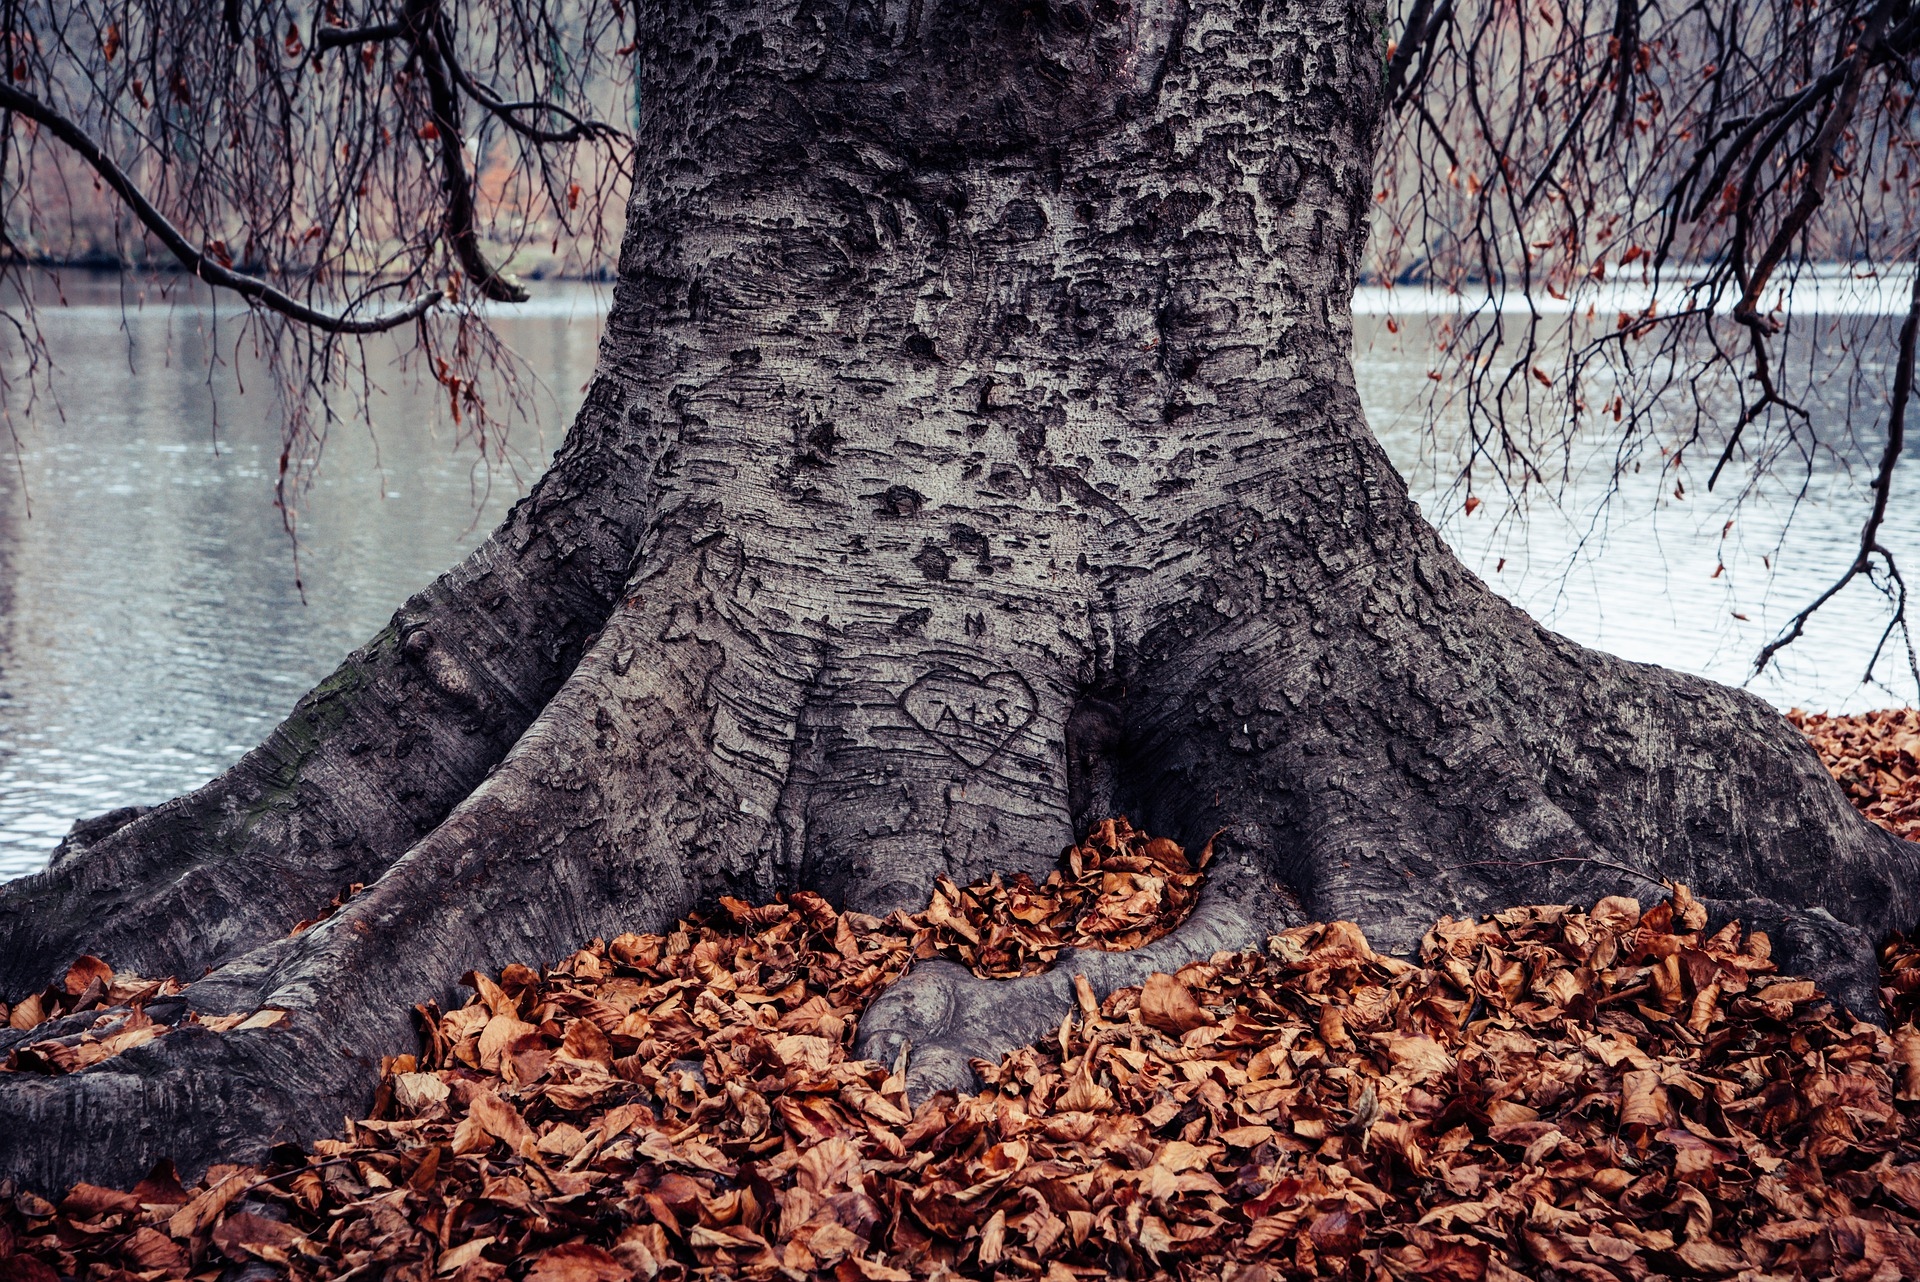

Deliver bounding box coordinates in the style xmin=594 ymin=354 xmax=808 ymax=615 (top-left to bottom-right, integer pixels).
xmin=852 ymin=854 xmax=1297 ymax=1102
xmin=0 ymin=1003 xmax=376 ymax=1195
xmin=0 ymin=383 xmax=649 ymax=999
xmin=1698 ymin=895 xmax=1885 ymax=1022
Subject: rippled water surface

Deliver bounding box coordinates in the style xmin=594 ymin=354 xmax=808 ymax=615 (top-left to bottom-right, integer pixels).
xmin=0 ymin=275 xmax=597 ymax=876
xmin=2 ymin=274 xmax=1916 ymax=877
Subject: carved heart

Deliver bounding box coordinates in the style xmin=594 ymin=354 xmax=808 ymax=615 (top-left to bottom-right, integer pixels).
xmin=900 ymin=669 xmax=1038 ymax=770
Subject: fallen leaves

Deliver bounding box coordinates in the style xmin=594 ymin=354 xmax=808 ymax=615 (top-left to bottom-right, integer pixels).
xmin=9 ymin=716 xmax=1920 ymax=1279
xmin=1139 ymin=971 xmax=1214 ymax=1035
xmin=1790 ymin=706 xmax=1920 ymax=841
xmin=913 ymin=818 xmax=1209 ymax=978
xmin=13 ymin=872 xmax=1920 ymax=1282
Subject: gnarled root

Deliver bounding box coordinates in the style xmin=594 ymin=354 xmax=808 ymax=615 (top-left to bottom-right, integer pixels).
xmin=1698 ymin=896 xmax=1885 ymax=1020
xmin=1122 ymin=540 xmax=1920 ymax=1030
xmin=853 ymin=851 xmax=1296 ymax=1101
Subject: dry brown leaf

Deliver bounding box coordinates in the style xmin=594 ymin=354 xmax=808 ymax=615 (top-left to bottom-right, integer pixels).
xmin=166 ymin=1171 xmax=250 ymax=1239
xmin=1897 ymin=1027 xmax=1920 ymax=1100
xmin=524 ymin=1242 xmax=632 ymax=1282
xmin=1139 ymin=971 xmax=1211 ymax=1034
xmin=8 ymin=992 xmax=44 ymax=1031
xmin=211 ymin=1211 xmax=300 ymax=1263
xmin=466 ymin=1088 xmax=538 ymax=1158
xmin=436 ymin=1236 xmax=495 ymax=1274
xmin=1619 ymin=1070 xmax=1670 ymax=1129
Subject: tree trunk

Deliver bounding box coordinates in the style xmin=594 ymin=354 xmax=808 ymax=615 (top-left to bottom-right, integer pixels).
xmin=3 ymin=0 xmax=1912 ymax=1193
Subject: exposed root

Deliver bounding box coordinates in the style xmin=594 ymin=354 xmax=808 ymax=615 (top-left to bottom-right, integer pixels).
xmin=1695 ymin=894 xmax=1885 ymax=1022
xmin=854 ymin=855 xmax=1296 ymax=1101
xmin=6 ymin=631 xmax=1920 ymax=1215
xmin=0 ymin=393 xmax=651 ymax=998
xmin=12 ymin=851 xmax=1920 ymax=1281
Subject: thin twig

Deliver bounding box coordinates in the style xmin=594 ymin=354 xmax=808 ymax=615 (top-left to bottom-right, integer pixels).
xmin=1756 ymin=253 xmax=1920 ymax=674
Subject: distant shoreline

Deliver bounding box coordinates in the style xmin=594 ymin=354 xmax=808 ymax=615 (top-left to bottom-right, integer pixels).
xmin=0 ymin=253 xmax=615 ymax=283
xmin=16 ymin=255 xmax=1911 ymax=317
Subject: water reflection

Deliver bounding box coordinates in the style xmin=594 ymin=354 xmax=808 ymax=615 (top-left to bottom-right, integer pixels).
xmin=0 ymin=273 xmax=599 ymax=876
xmin=1353 ymin=306 xmax=1920 ymax=720
xmin=0 ymin=275 xmax=1914 ymax=877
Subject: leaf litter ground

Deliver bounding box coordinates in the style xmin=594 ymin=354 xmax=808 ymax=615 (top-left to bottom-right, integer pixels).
xmin=9 ymin=722 xmax=1920 ymax=1281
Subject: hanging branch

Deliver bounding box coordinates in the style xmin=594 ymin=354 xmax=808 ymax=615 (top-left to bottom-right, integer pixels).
xmin=401 ymin=0 xmax=529 ymax=304
xmin=429 ymin=11 xmax=624 ymax=147
xmin=1728 ymin=7 xmax=1889 ymax=327
xmin=0 ymin=80 xmax=445 ymax=334
xmin=312 ymin=22 xmax=407 ymax=52
xmin=1377 ymin=0 xmax=1920 ymax=682
xmin=0 ymin=0 xmax=635 ymax=542
xmin=1754 ymin=261 xmax=1920 ymax=678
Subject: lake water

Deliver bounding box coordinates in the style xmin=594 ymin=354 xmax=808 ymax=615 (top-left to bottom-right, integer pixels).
xmin=2 ymin=273 xmax=1916 ymax=878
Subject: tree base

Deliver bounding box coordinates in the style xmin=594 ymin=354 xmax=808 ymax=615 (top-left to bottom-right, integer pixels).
xmin=7 ymin=867 xmax=1919 ymax=1282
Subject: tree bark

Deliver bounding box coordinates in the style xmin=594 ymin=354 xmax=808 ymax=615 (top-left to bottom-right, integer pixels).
xmin=3 ymin=0 xmax=1913 ymax=1192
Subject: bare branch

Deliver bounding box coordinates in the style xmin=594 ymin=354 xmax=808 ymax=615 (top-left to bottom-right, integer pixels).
xmin=1755 ymin=259 xmax=1920 ymax=676
xmin=401 ymin=0 xmax=530 ymax=304
xmin=432 ymin=15 xmax=623 ymax=147
xmin=0 ymin=80 xmax=444 ymax=335
xmin=1732 ymin=13 xmax=1885 ymax=325
xmin=1390 ymin=0 xmax=1455 ymax=111
xmin=1386 ymin=0 xmax=1440 ymax=104
xmin=1375 ymin=0 xmax=1920 ymax=693
xmin=313 ymin=22 xmax=408 ymax=52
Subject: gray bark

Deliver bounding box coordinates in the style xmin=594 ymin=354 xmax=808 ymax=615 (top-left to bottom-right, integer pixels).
xmin=3 ymin=0 xmax=1913 ymax=1193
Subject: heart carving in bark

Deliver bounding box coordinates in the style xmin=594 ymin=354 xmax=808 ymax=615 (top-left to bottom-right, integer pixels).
xmin=900 ymin=669 xmax=1038 ymax=769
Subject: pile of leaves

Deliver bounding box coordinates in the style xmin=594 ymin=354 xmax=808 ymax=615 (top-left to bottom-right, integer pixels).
xmin=918 ymin=818 xmax=1207 ymax=978
xmin=0 ymin=822 xmax=1203 ymax=1074
xmin=11 ymin=888 xmax=1920 ymax=1281
xmin=9 ymin=717 xmax=1920 ymax=1280
xmin=1789 ymin=707 xmax=1920 ymax=841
